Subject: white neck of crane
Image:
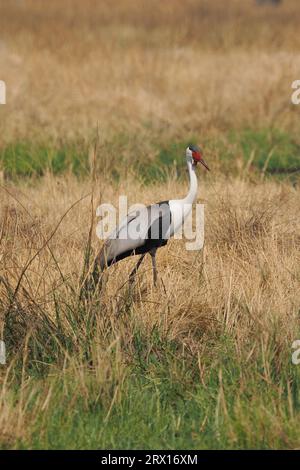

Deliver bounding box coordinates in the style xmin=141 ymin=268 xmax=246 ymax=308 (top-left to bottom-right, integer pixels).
xmin=167 ymin=158 xmax=198 ymax=237
xmin=182 ymin=159 xmax=198 ymax=206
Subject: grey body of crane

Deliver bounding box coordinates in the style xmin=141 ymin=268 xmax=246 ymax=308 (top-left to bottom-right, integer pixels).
xmin=90 ymin=200 xmax=172 ymax=288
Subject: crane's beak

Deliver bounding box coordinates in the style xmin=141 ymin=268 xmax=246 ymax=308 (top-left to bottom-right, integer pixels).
xmin=193 ymin=152 xmax=210 ymax=171
xmin=199 ymin=157 xmax=210 ymax=171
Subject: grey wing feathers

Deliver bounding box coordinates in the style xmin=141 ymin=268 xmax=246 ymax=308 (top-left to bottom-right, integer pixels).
xmin=98 ymin=202 xmax=171 ymax=269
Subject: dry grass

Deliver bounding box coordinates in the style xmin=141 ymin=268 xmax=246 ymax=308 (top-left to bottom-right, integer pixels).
xmin=0 ymin=0 xmax=300 ymax=144
xmin=1 ymin=172 xmax=299 ymax=340
xmin=0 ymin=171 xmax=299 ymax=447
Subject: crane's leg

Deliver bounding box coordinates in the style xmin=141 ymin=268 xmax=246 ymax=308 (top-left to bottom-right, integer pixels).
xmin=129 ymin=253 xmax=146 ymax=283
xmin=150 ymin=249 xmax=158 ymax=286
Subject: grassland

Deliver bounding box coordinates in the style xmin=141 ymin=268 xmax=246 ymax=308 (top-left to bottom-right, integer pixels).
xmin=0 ymin=0 xmax=300 ymax=449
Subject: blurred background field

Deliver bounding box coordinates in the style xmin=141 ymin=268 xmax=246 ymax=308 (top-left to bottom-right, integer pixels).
xmin=0 ymin=0 xmax=300 ymax=450
xmin=0 ymin=0 xmax=300 ymax=177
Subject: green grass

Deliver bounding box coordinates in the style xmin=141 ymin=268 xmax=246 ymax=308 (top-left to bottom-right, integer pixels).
xmin=1 ymin=128 xmax=299 ymax=182
xmin=15 ymin=351 xmax=300 ymax=449
xmin=0 ymin=141 xmax=90 ymax=178
xmin=229 ymin=128 xmax=300 ymax=173
xmin=2 ymin=322 xmax=300 ymax=450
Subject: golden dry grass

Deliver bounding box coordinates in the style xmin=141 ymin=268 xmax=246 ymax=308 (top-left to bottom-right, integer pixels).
xmin=0 ymin=170 xmax=299 ymax=447
xmin=1 ymin=171 xmax=299 ymax=342
xmin=0 ymin=0 xmax=300 ymax=144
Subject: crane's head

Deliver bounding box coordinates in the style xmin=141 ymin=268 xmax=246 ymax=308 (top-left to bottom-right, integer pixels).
xmin=186 ymin=145 xmax=210 ymax=171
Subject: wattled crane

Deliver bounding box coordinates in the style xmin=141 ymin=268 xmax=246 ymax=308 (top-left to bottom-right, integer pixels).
xmin=88 ymin=145 xmax=209 ymax=290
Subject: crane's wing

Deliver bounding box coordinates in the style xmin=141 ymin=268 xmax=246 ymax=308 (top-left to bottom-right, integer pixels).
xmin=98 ymin=201 xmax=171 ymax=268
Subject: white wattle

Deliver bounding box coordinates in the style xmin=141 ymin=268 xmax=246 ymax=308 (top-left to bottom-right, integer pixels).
xmin=168 ymin=160 xmax=198 ymax=238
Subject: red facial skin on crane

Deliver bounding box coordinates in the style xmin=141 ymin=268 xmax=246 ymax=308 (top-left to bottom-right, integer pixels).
xmin=192 ymin=151 xmax=210 ymax=171
xmin=192 ymin=151 xmax=202 ymax=162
